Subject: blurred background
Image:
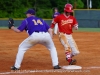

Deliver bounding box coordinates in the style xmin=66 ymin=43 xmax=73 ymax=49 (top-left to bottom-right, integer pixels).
xmin=0 ymin=0 xmax=100 ymax=28
xmin=0 ymin=0 xmax=97 ymax=18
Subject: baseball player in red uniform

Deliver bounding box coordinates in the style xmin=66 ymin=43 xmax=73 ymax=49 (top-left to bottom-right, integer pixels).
xmin=50 ymin=3 xmax=80 ymax=65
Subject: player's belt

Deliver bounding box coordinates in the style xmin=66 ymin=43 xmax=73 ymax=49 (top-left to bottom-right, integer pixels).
xmin=60 ymin=32 xmax=71 ymax=35
xmin=34 ymin=31 xmax=47 ymax=33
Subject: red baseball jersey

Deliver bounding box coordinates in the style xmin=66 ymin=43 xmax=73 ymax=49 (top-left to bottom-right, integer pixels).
xmin=51 ymin=13 xmax=78 ymax=34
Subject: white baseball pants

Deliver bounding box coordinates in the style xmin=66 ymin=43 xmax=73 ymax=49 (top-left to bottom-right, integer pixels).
xmin=14 ymin=32 xmax=59 ymax=68
xmin=59 ymin=33 xmax=80 ymax=56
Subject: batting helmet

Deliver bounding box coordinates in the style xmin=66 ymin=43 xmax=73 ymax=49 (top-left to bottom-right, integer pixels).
xmin=64 ymin=4 xmax=73 ymax=12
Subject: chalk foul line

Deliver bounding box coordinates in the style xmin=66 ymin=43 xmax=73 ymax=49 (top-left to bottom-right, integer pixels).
xmin=0 ymin=66 xmax=100 ymax=74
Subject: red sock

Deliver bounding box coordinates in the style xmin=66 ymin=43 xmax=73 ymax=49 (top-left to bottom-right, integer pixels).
xmin=65 ymin=52 xmax=72 ymax=63
xmin=67 ymin=58 xmax=72 ymax=63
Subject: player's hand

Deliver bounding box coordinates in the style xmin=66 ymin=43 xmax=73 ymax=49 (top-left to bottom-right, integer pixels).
xmin=8 ymin=18 xmax=14 ymax=29
xmin=73 ymin=25 xmax=78 ymax=30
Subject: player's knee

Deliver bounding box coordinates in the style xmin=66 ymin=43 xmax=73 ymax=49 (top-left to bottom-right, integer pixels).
xmin=72 ymin=50 xmax=80 ymax=56
xmin=65 ymin=48 xmax=71 ymax=52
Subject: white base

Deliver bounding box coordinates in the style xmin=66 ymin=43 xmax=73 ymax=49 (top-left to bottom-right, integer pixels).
xmin=62 ymin=65 xmax=82 ymax=70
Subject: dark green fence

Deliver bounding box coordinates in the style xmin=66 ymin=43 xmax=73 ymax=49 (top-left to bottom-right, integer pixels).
xmin=0 ymin=9 xmax=100 ymax=28
xmin=74 ymin=9 xmax=100 ymax=28
xmin=0 ymin=19 xmax=52 ymax=27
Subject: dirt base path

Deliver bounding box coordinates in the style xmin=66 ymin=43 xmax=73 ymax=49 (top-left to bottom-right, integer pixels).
xmin=0 ymin=30 xmax=100 ymax=75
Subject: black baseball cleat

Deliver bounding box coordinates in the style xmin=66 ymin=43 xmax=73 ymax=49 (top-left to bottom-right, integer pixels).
xmin=69 ymin=59 xmax=77 ymax=65
xmin=11 ymin=66 xmax=19 ymax=70
xmin=54 ymin=65 xmax=61 ymax=69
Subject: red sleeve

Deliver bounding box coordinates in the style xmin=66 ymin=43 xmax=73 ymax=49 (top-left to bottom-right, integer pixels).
xmin=73 ymin=17 xmax=78 ymax=26
xmin=50 ymin=16 xmax=59 ymax=29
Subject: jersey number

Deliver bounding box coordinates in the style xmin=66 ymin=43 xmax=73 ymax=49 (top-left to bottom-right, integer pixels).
xmin=32 ymin=19 xmax=43 ymax=25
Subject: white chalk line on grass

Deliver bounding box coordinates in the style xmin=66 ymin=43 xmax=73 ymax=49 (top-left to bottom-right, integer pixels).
xmin=0 ymin=66 xmax=100 ymax=74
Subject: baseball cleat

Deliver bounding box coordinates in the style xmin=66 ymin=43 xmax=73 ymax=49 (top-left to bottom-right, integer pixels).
xmin=11 ymin=66 xmax=19 ymax=70
xmin=69 ymin=59 xmax=77 ymax=65
xmin=54 ymin=65 xmax=61 ymax=69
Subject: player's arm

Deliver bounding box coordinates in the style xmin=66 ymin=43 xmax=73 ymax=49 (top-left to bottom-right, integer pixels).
xmin=11 ymin=26 xmax=21 ymax=33
xmin=73 ymin=17 xmax=78 ymax=30
xmin=8 ymin=18 xmax=27 ymax=33
xmin=48 ymin=28 xmax=53 ymax=38
xmin=43 ymin=20 xmax=53 ymax=38
xmin=50 ymin=16 xmax=58 ymax=29
xmin=12 ymin=20 xmax=27 ymax=33
xmin=50 ymin=18 xmax=57 ymax=29
xmin=8 ymin=18 xmax=21 ymax=33
xmin=50 ymin=16 xmax=59 ymax=35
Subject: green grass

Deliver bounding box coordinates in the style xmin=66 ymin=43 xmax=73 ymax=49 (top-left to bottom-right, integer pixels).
xmin=74 ymin=28 xmax=100 ymax=32
xmin=0 ymin=27 xmax=17 ymax=29
xmin=0 ymin=27 xmax=8 ymax=29
xmin=0 ymin=27 xmax=100 ymax=32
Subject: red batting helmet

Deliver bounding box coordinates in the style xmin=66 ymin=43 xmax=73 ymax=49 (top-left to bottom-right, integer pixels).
xmin=64 ymin=4 xmax=73 ymax=12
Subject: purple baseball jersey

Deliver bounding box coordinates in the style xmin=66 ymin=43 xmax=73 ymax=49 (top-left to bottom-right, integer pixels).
xmin=18 ymin=16 xmax=50 ymax=35
xmin=53 ymin=12 xmax=60 ymax=18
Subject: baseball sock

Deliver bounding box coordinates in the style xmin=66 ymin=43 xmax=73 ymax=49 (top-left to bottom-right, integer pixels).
xmin=65 ymin=51 xmax=72 ymax=63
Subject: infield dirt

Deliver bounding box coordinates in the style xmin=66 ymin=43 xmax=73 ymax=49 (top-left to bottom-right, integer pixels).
xmin=0 ymin=29 xmax=100 ymax=75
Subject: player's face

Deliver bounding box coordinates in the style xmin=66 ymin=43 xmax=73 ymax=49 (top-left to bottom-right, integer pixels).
xmin=65 ymin=12 xmax=70 ymax=16
xmin=55 ymin=9 xmax=58 ymax=12
xmin=26 ymin=14 xmax=32 ymax=17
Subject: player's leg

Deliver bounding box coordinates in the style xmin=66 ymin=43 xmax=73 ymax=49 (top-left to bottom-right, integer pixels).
xmin=67 ymin=35 xmax=80 ymax=56
xmin=65 ymin=34 xmax=80 ymax=65
xmin=59 ymin=33 xmax=73 ymax=64
xmin=54 ymin=23 xmax=58 ymax=35
xmin=12 ymin=34 xmax=39 ymax=69
xmin=40 ymin=32 xmax=60 ymax=69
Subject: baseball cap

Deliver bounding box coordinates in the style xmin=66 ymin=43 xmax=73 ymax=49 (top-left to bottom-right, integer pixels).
xmin=25 ymin=9 xmax=35 ymax=15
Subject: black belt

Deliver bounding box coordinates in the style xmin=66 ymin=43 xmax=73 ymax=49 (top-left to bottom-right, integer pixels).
xmin=34 ymin=31 xmax=47 ymax=33
xmin=34 ymin=31 xmax=40 ymax=33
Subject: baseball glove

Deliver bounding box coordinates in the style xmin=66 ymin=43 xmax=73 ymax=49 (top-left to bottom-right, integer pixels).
xmin=8 ymin=18 xmax=14 ymax=29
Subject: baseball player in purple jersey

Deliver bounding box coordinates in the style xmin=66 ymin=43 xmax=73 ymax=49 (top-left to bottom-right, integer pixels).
xmin=9 ymin=9 xmax=61 ymax=70
xmin=52 ymin=8 xmax=60 ymax=34
xmin=52 ymin=7 xmax=60 ymax=18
